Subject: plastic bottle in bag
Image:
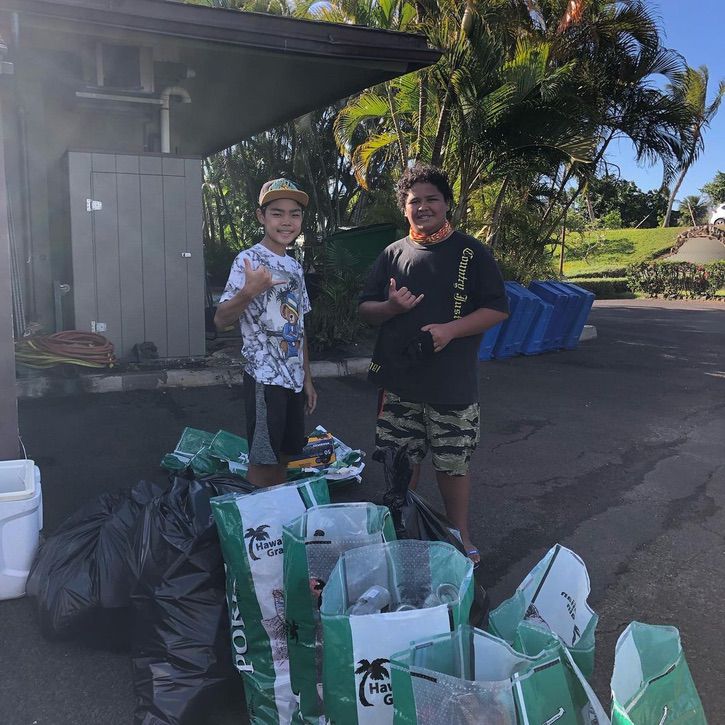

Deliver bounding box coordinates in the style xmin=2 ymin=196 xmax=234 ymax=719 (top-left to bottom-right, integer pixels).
xmin=348 ymin=585 xmax=391 ymax=615
xmin=436 ymin=583 xmax=458 ymax=604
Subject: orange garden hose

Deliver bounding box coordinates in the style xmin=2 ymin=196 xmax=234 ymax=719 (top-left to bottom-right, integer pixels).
xmin=15 ymin=331 xmax=116 ymax=369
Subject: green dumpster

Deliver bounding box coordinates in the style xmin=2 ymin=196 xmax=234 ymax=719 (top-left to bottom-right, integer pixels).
xmin=325 ymin=223 xmax=399 ymax=272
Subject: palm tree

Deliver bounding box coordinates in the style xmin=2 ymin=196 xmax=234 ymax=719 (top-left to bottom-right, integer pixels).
xmin=355 ymin=658 xmax=390 ymax=707
xmin=663 ymin=66 xmax=725 ymax=227
xmin=195 ymin=0 xmax=695 ymax=282
xmin=330 ymin=0 xmax=687 ymax=247
xmin=679 ymin=194 xmax=708 ymax=227
xmin=244 ymin=524 xmax=271 ymax=561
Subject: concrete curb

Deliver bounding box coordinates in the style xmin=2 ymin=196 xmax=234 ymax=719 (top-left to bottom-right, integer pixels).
xmin=16 ymin=329 xmax=596 ymax=399
xmin=16 ymin=356 xmax=373 ymax=399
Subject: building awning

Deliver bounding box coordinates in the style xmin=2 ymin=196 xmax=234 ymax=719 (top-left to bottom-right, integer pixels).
xmin=5 ymin=0 xmax=441 ymax=155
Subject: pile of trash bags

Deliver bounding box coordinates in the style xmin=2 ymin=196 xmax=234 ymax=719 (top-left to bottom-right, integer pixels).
xmin=27 ymin=472 xmax=255 ymax=724
xmin=27 ymin=441 xmax=707 ymax=725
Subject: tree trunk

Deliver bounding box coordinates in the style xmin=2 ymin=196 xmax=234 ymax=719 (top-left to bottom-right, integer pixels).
xmin=202 ymin=187 xmax=216 ymax=248
xmin=387 ymin=83 xmax=408 ymax=170
xmin=455 ymin=150 xmax=471 ymax=229
xmin=663 ymin=167 xmax=687 ymax=227
xmin=352 ymin=191 xmax=369 ymax=226
xmin=461 ymin=1 xmax=475 ymax=38
xmin=416 ymin=72 xmax=428 ymax=162
xmin=487 ymin=175 xmax=511 ymax=249
xmin=300 ymin=141 xmax=323 ymax=236
xmin=216 ymin=188 xmax=238 ymax=247
xmin=431 ymin=84 xmax=454 ymax=168
xmin=540 ymin=177 xmax=585 ymax=244
xmin=585 ymin=189 xmax=595 ymax=223
xmin=214 ymin=191 xmax=226 ymax=247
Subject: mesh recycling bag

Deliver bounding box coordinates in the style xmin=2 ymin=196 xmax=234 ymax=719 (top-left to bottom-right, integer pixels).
xmin=489 ymin=544 xmax=598 ymax=678
xmin=211 ymin=476 xmax=330 ymax=724
xmin=320 ymin=540 xmax=474 ymax=725
xmin=390 ymin=625 xmax=610 ymax=725
xmin=376 ymin=444 xmax=491 ymax=629
xmin=283 ymin=503 xmax=397 ymax=723
xmin=611 ymin=622 xmax=706 ymax=724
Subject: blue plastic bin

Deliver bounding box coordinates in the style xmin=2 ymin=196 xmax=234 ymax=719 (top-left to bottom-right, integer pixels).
xmin=478 ymin=322 xmax=503 ymax=360
xmin=557 ymin=282 xmax=595 ymax=349
xmin=528 ymin=281 xmax=577 ymax=350
xmin=492 ymin=282 xmax=540 ymax=359
xmin=520 ymin=298 xmax=555 ymax=355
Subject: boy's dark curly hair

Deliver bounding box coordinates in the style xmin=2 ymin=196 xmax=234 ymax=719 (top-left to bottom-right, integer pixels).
xmin=395 ymin=164 xmax=455 ymax=212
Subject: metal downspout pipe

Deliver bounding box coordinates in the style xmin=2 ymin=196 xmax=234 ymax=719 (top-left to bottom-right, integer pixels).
xmin=159 ymin=86 xmax=191 ymax=154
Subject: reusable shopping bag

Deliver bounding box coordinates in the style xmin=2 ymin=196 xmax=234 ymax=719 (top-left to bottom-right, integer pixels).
xmin=489 ymin=543 xmax=598 ymax=678
xmin=161 ymin=427 xmax=217 ymax=473
xmin=611 ymin=622 xmax=706 ymax=724
xmin=211 ymin=476 xmax=329 ymax=724
xmin=163 ymin=426 xmax=364 ymax=484
xmin=283 ymin=503 xmax=396 ymax=723
xmin=390 ymin=625 xmax=610 ymax=725
xmin=320 ymin=540 xmax=474 ymax=725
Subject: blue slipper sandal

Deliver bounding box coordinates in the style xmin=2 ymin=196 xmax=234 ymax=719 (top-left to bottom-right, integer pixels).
xmin=466 ymin=548 xmax=480 ymax=570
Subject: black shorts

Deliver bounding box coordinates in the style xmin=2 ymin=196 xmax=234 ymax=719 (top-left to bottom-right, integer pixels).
xmin=243 ymin=372 xmax=306 ymax=465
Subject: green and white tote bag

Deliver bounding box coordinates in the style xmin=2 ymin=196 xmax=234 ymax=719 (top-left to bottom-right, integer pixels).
xmin=390 ymin=625 xmax=609 ymax=725
xmin=489 ymin=544 xmax=598 ymax=678
xmin=283 ymin=503 xmax=396 ymax=723
xmin=211 ymin=476 xmax=329 ymax=724
xmin=320 ymin=540 xmax=474 ymax=725
xmin=611 ymin=622 xmax=706 ymax=724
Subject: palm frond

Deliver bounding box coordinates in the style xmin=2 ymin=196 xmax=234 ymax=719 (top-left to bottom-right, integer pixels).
xmin=351 ymin=132 xmax=399 ymax=187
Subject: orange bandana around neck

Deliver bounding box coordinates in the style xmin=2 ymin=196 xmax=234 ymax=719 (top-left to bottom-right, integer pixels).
xmin=409 ymin=219 xmax=454 ymax=245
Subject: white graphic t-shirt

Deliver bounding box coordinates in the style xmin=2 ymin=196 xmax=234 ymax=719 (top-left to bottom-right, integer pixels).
xmin=220 ymin=244 xmax=311 ymax=391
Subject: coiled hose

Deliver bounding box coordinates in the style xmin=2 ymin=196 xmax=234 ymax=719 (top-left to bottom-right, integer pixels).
xmin=15 ymin=331 xmax=116 ymax=369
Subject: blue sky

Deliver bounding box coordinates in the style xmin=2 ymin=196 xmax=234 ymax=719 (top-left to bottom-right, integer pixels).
xmin=606 ymin=0 xmax=725 ymax=203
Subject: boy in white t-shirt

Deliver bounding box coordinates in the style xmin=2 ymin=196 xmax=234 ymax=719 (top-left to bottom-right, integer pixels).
xmin=215 ymin=179 xmax=317 ymax=486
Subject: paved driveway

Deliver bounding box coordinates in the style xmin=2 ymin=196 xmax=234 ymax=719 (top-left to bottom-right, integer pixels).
xmin=2 ymin=299 xmax=723 ymax=724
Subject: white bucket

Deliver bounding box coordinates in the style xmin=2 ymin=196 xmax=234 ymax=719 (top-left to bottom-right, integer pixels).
xmin=0 ymin=459 xmax=43 ymax=600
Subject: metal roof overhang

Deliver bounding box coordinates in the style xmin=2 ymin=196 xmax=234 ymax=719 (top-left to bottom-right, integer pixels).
xmin=2 ymin=0 xmax=441 ymax=155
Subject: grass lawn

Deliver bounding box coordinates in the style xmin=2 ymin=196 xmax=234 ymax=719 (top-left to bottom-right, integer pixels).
xmin=560 ymin=226 xmax=680 ymax=277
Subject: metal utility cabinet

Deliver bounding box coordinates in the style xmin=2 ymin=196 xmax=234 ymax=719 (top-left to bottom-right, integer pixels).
xmin=67 ymin=151 xmax=205 ymax=360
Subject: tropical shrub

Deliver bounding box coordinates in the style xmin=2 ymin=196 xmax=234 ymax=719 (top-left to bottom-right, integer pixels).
xmin=568 ymin=277 xmax=631 ymax=298
xmin=305 ymin=242 xmax=369 ymax=352
xmin=627 ymin=260 xmax=725 ymax=298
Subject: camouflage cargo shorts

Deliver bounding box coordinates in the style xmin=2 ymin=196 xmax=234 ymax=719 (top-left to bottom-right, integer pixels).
xmin=375 ymin=390 xmax=480 ymax=476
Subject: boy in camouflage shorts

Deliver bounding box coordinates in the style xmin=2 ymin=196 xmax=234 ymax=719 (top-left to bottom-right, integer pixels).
xmin=359 ymin=165 xmax=508 ymax=566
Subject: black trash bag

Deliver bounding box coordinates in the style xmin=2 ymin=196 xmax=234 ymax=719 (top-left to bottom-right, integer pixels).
xmin=375 ymin=445 xmax=490 ymax=628
xmin=26 ymin=479 xmax=165 ymax=646
xmin=129 ymin=473 xmax=255 ymax=725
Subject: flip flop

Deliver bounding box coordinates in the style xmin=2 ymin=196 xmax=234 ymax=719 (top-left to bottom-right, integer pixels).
xmin=466 ymin=548 xmax=480 ymax=570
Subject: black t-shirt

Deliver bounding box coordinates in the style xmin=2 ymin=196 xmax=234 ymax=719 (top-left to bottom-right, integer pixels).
xmin=359 ymin=231 xmax=509 ymax=405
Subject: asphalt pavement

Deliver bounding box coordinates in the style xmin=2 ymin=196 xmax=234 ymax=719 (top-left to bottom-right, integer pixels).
xmin=2 ymin=299 xmax=724 ymax=724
